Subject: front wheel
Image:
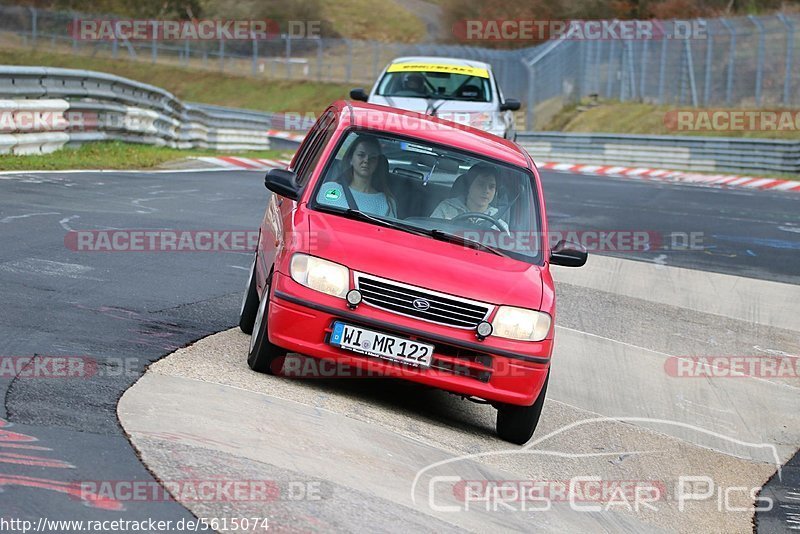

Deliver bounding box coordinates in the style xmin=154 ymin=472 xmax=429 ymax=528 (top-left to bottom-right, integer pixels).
xmin=247 ymin=273 xmax=287 ymax=374
xmin=496 ymin=371 xmax=549 ymax=445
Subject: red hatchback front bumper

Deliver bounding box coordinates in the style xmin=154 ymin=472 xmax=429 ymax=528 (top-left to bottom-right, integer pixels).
xmin=266 ymin=272 xmax=551 ymax=406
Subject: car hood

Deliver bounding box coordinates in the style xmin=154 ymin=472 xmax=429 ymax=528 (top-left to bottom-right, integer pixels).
xmin=371 ymin=95 xmax=495 ymax=110
xmin=367 ymin=96 xmax=504 ymax=134
xmin=306 ymin=210 xmax=543 ymax=310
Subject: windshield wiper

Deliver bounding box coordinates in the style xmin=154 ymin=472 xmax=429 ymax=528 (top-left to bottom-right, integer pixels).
xmin=429 ymin=229 xmax=506 ymax=257
xmin=425 ymin=97 xmax=447 ymax=116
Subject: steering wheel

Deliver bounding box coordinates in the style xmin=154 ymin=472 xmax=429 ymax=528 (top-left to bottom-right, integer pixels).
xmin=451 ymin=212 xmax=509 ymax=234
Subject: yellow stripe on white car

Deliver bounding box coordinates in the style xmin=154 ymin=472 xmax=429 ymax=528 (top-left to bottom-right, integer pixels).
xmin=386 ymin=62 xmax=490 ymax=79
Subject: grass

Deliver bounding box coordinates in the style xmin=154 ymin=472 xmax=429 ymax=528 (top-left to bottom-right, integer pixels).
xmin=322 ymin=0 xmax=426 ymax=42
xmin=0 ymin=47 xmax=351 ymax=114
xmin=542 ymin=100 xmax=800 ymax=140
xmin=0 ymin=142 xmax=291 ymax=171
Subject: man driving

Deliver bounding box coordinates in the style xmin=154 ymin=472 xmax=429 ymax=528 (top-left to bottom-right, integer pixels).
xmin=402 ymin=73 xmax=428 ymax=95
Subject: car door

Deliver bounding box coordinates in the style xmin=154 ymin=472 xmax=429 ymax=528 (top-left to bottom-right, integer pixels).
xmin=259 ymin=110 xmax=337 ymax=286
xmin=493 ymin=75 xmax=515 ymax=139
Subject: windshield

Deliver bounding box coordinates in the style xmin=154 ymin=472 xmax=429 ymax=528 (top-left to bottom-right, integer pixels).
xmin=376 ymin=69 xmax=492 ymax=103
xmin=310 ymin=130 xmax=543 ymax=264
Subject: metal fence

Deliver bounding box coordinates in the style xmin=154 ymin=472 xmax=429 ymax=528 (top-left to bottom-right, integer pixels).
xmin=0 ymin=66 xmax=279 ymax=154
xmin=524 ymin=16 xmax=800 ymax=128
xmin=1 ymin=4 xmax=798 ymax=130
xmin=517 ymin=132 xmax=800 ymax=174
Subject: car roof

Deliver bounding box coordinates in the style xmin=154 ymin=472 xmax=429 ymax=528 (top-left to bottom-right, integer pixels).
xmin=385 ymin=56 xmax=494 ymax=73
xmin=329 ymin=100 xmax=530 ymax=169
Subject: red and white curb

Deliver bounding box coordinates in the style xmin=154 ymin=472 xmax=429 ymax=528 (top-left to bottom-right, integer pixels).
xmin=266 ymin=130 xmax=306 ymax=143
xmin=538 ymin=162 xmax=800 ymax=193
xmin=196 ymin=153 xmax=800 ymax=195
xmin=194 ymin=156 xmax=293 ymax=170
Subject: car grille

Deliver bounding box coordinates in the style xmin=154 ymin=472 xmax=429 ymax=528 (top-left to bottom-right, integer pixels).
xmin=355 ymin=274 xmax=492 ymax=329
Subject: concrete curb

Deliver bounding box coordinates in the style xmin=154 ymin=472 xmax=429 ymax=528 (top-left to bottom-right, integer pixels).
xmin=193 ymin=156 xmax=293 ymax=170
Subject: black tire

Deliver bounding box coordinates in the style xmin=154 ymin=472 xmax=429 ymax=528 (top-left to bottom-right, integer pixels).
xmin=247 ymin=272 xmax=287 ymax=374
xmin=239 ymin=254 xmax=259 ymax=334
xmin=496 ymin=371 xmax=549 ymax=445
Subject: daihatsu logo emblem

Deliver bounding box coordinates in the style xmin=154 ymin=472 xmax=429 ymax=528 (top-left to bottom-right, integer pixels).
xmin=412 ymin=298 xmax=430 ymax=311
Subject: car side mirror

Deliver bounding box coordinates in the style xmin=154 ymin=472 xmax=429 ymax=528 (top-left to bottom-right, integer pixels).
xmin=550 ymin=239 xmax=587 ymax=267
xmin=500 ymin=98 xmax=521 ymax=112
xmin=349 ymin=88 xmax=369 ymax=102
xmin=264 ymin=168 xmax=301 ymax=201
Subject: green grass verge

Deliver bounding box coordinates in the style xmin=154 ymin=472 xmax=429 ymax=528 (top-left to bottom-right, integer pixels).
xmin=0 ymin=47 xmax=351 ymax=114
xmin=543 ymin=100 xmax=800 ymax=140
xmin=0 ymin=142 xmax=290 ymax=171
xmin=322 ymin=0 xmax=426 ymax=42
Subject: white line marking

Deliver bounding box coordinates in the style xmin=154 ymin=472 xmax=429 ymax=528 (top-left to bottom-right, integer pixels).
xmin=0 ymin=212 xmax=60 ymax=224
xmin=59 ymin=215 xmax=80 ymax=231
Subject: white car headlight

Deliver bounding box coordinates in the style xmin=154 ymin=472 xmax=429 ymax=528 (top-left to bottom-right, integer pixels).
xmin=491 ymin=306 xmax=552 ymax=341
xmin=468 ymin=112 xmax=494 ymax=131
xmin=290 ymin=254 xmax=349 ymax=298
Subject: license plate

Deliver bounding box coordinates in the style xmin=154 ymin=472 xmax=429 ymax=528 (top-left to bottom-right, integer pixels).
xmin=329 ymin=321 xmax=433 ymax=368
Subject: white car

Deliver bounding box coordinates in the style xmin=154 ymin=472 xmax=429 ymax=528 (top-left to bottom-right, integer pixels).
xmin=350 ymin=56 xmax=521 ymax=140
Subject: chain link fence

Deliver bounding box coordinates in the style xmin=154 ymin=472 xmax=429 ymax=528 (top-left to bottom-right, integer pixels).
xmin=0 ymin=4 xmax=798 ymax=130
xmin=525 ymin=16 xmax=800 ymax=128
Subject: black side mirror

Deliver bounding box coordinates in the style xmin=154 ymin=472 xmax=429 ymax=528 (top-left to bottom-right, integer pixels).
xmin=500 ymin=98 xmax=521 ymax=112
xmin=349 ymin=88 xmax=369 ymax=102
xmin=550 ymin=239 xmax=588 ymax=267
xmin=264 ymin=168 xmax=300 ymax=201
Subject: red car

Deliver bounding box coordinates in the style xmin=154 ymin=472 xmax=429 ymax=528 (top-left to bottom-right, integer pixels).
xmin=239 ymin=100 xmax=586 ymax=444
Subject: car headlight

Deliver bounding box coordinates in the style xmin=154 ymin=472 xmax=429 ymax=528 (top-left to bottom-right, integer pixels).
xmin=290 ymin=254 xmax=349 ymax=298
xmin=491 ymin=306 xmax=552 ymax=341
xmin=469 ymin=112 xmax=494 ymax=131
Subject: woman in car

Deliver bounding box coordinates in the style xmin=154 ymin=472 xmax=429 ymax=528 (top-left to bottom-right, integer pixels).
xmin=430 ymin=162 xmax=508 ymax=231
xmin=317 ymin=134 xmax=397 ymax=218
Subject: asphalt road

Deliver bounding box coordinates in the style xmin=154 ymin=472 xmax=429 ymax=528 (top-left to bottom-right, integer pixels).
xmin=0 ymin=167 xmax=797 ymax=530
xmin=542 ymin=171 xmax=800 ymax=285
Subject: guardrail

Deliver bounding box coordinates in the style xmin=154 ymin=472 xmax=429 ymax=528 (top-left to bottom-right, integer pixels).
xmin=517 ymin=132 xmax=800 ymax=175
xmin=0 ymin=66 xmax=279 ymax=155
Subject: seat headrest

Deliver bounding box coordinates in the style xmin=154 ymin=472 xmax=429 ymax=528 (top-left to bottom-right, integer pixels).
xmin=450 ymin=173 xmax=470 ymax=198
xmin=456 ymin=84 xmax=482 ymax=99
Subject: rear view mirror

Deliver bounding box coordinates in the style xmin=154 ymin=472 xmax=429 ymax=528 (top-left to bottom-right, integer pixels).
xmin=550 ymin=239 xmax=587 ymax=267
xmin=264 ymin=168 xmax=301 ymax=201
xmin=500 ymin=99 xmax=521 ymax=112
xmin=349 ymin=88 xmax=369 ymax=102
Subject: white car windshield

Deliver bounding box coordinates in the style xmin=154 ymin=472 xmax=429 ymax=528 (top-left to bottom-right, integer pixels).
xmin=311 ymin=130 xmax=542 ymax=264
xmin=377 ymin=71 xmax=492 ymax=103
